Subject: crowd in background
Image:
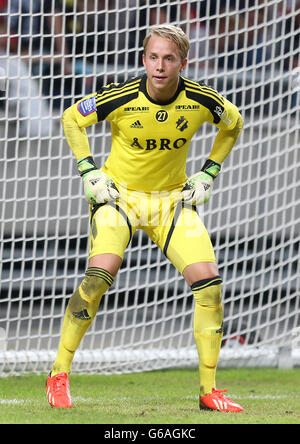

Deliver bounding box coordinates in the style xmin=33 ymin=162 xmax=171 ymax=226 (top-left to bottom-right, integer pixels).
xmin=0 ymin=0 xmax=299 ymax=136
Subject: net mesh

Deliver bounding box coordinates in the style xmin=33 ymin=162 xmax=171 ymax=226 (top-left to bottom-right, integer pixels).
xmin=0 ymin=0 xmax=299 ymax=375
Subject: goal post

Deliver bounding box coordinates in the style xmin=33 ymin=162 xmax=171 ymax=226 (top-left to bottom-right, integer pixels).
xmin=0 ymin=0 xmax=300 ymax=376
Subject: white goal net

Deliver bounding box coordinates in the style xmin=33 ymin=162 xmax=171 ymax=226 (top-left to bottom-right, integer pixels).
xmin=0 ymin=0 xmax=299 ymax=375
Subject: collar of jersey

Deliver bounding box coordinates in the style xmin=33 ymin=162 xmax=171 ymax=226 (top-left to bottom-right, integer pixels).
xmin=140 ymin=74 xmax=185 ymax=106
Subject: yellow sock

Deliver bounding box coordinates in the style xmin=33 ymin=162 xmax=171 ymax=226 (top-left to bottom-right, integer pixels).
xmin=192 ymin=276 xmax=223 ymax=396
xmin=51 ymin=267 xmax=114 ymax=376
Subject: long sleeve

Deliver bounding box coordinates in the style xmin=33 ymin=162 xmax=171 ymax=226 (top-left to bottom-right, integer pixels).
xmin=61 ymin=94 xmax=98 ymax=160
xmin=208 ymin=113 xmax=244 ymax=164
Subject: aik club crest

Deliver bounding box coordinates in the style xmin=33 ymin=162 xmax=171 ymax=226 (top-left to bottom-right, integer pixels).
xmin=176 ymin=116 xmax=188 ymax=132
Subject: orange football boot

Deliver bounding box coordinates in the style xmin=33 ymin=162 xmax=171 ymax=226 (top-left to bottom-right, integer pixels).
xmin=46 ymin=372 xmax=72 ymax=408
xmin=200 ymin=388 xmax=244 ymax=412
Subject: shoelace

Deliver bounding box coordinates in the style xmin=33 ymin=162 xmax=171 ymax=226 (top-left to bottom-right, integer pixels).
xmin=212 ymin=389 xmax=229 ymax=398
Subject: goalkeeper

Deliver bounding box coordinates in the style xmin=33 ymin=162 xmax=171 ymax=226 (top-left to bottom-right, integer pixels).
xmin=47 ymin=25 xmax=244 ymax=413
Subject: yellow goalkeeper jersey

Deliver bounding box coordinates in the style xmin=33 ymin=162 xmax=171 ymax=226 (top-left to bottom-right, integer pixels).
xmin=65 ymin=74 xmax=241 ymax=192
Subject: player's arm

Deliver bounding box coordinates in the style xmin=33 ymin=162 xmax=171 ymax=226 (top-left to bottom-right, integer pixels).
xmin=61 ymin=94 xmax=119 ymax=204
xmin=181 ymin=101 xmax=243 ymax=205
xmin=208 ymin=111 xmax=244 ymax=164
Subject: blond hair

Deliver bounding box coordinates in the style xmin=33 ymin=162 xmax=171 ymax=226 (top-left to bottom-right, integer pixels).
xmin=143 ymin=25 xmax=190 ymax=61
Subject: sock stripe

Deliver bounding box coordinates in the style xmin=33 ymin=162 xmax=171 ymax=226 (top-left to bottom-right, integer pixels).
xmin=191 ymin=275 xmax=222 ymax=292
xmin=85 ymin=267 xmax=114 ymax=287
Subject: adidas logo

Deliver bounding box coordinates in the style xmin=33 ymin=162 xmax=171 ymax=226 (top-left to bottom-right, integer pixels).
xmin=130 ymin=120 xmax=143 ymax=128
xmin=72 ymin=309 xmax=91 ymax=320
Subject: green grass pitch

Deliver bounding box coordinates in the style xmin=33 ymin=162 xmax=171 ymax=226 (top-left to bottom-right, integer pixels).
xmin=0 ymin=368 xmax=300 ymax=424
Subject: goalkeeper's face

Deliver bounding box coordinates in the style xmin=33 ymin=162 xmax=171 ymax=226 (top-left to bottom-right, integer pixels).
xmin=143 ymin=36 xmax=187 ymax=102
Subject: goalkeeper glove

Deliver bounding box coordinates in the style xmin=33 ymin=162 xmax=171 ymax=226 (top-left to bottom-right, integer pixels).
xmin=181 ymin=159 xmax=221 ymax=205
xmin=77 ymin=156 xmax=120 ymax=204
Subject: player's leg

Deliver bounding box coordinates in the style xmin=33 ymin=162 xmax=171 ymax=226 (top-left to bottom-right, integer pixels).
xmin=152 ymin=201 xmax=243 ymax=412
xmin=47 ymin=255 xmax=119 ymax=408
xmin=50 ymin=254 xmax=121 ymax=378
xmin=47 ymin=203 xmax=134 ymax=408
xmin=88 ymin=252 xmax=123 ymax=274
xmin=182 ymin=261 xmax=219 ymax=286
xmin=182 ymin=261 xmax=224 ymax=398
xmin=159 ymin=204 xmax=224 ymax=396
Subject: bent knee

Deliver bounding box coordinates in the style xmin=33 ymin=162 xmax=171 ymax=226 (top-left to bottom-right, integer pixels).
xmin=79 ymin=267 xmax=114 ymax=303
xmin=191 ymin=275 xmax=222 ymax=307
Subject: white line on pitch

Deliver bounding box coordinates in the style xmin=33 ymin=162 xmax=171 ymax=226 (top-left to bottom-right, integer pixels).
xmin=0 ymin=398 xmax=25 ymax=405
xmin=0 ymin=394 xmax=289 ymax=406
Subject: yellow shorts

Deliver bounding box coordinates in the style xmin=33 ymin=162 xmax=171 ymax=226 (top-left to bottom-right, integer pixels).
xmin=89 ymin=185 xmax=216 ymax=274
